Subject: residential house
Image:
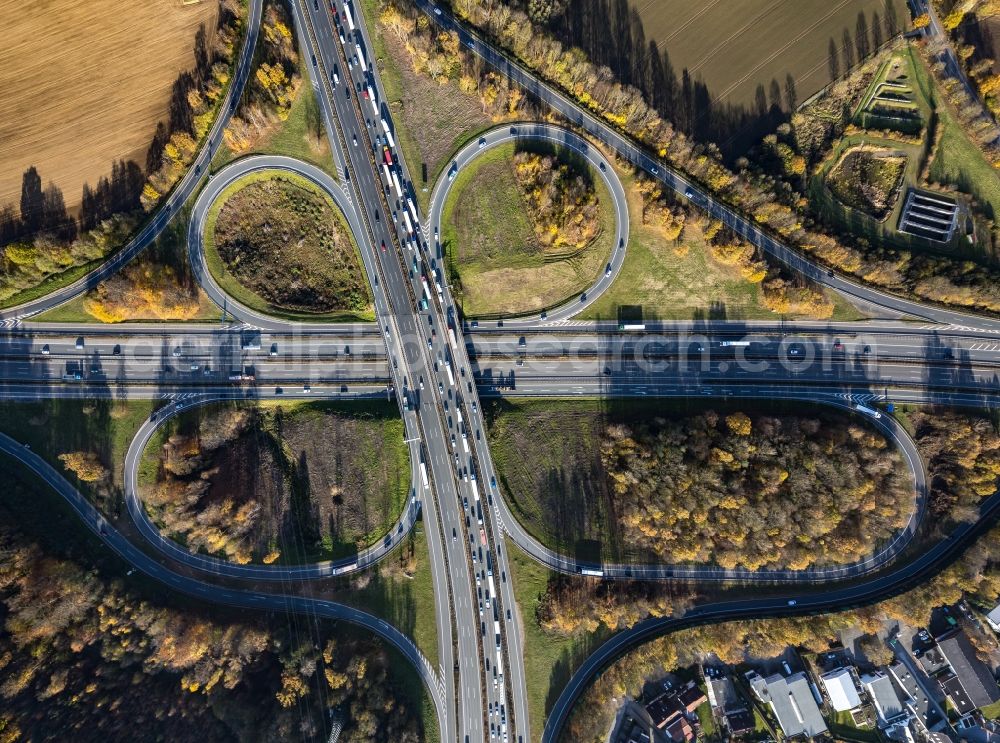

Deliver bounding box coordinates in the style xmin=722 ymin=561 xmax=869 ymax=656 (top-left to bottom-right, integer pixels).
xmin=888 ymin=661 xmax=946 ymax=733
xmin=861 ymin=672 xmax=909 ymax=729
xmin=706 ymin=675 xmax=755 ymax=737
xmin=985 ymin=602 xmax=1000 ymax=634
xmin=936 ymin=630 xmax=1000 ymax=711
xmin=748 ymin=672 xmax=828 ymax=739
xmin=821 ymin=668 xmax=861 ymax=712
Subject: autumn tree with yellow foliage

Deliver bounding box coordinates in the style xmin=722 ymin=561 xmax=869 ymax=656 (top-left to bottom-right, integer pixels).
xmin=602 ymin=409 xmax=910 ymax=570
xmin=0 ymin=490 xmax=423 ymax=740
xmin=223 ymin=2 xmax=302 ymax=153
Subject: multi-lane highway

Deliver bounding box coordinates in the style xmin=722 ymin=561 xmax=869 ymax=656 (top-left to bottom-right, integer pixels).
xmin=5 ymin=0 xmax=1000 ymax=741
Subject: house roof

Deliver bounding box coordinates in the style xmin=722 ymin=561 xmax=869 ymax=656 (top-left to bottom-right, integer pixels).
xmin=765 ymin=673 xmax=828 ymax=738
xmin=725 ymin=709 xmax=755 ymax=735
xmin=918 ymin=646 xmax=950 ymax=675
xmin=939 ymin=671 xmax=976 ymax=715
xmin=937 ymin=630 xmax=1000 ymax=709
xmin=888 ymin=661 xmax=944 ymax=731
xmin=861 ymin=672 xmax=907 ymax=727
xmin=821 ymin=668 xmax=861 ymax=711
xmin=707 ymin=677 xmax=743 ymax=713
xmin=986 ymin=603 xmax=1000 ymax=630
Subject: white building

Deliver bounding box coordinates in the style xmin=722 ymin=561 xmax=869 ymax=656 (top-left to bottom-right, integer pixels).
xmin=821 ymin=668 xmax=861 ymax=712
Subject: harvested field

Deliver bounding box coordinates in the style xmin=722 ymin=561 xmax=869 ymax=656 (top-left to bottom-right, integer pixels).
xmin=0 ymin=0 xmax=218 ymax=212
xmin=624 ymin=0 xmax=909 ymax=109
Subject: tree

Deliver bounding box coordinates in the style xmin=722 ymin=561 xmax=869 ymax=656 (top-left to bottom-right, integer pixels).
xmin=859 ymin=633 xmax=895 ymax=666
xmin=57 ymin=451 xmax=108 ymax=483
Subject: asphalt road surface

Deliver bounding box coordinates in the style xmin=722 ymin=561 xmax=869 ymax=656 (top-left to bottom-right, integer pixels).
xmin=122 ymin=393 xmax=424 ymax=580
xmin=0 ymin=429 xmax=447 ymax=728
xmin=425 ymin=122 xmax=628 ymax=323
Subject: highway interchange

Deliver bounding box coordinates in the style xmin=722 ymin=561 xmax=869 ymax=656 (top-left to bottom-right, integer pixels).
xmin=2 ymin=1 xmax=1000 ymax=742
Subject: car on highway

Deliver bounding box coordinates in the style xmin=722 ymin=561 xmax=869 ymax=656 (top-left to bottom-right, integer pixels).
xmin=787 ymin=599 xmax=797 ymax=606
xmin=41 ymin=344 xmax=49 ymax=355
xmin=352 ymin=133 xmax=357 ymax=146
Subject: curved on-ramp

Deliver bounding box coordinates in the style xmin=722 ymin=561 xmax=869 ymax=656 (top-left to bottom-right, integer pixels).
xmin=0 ymin=431 xmax=445 ymax=732
xmin=187 ymin=155 xmax=373 ymax=333
xmin=487 ymin=393 xmax=928 ymax=583
xmin=414 ymin=0 xmax=1000 ymax=332
xmin=124 ymin=393 xmax=423 ymax=580
xmin=427 ymin=122 xmax=629 ymax=324
xmin=0 ymin=0 xmax=265 ymax=324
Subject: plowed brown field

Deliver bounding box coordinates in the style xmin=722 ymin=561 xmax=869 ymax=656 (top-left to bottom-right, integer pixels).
xmin=0 ymin=0 xmax=217 ymax=212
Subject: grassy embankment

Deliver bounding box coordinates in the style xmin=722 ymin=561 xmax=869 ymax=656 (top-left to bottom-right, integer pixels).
xmin=442 ymin=142 xmax=617 ymax=317
xmin=357 ymin=0 xmax=495 ymax=212
xmin=138 ymin=399 xmax=409 ymax=564
xmin=202 ymin=170 xmax=374 ymax=322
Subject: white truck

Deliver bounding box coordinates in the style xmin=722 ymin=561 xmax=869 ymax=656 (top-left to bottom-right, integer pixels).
xmin=380 ymin=118 xmax=396 ymax=148
xmin=855 ymin=403 xmax=882 ymax=419
xmin=343 ymin=1 xmax=355 ymax=31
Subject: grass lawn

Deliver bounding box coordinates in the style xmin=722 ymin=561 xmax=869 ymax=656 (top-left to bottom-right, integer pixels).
xmin=203 ymin=169 xmax=375 ymax=322
xmin=33 ymin=287 xmax=222 ymax=323
xmin=812 ymin=45 xmax=997 ymax=263
xmin=583 ymin=162 xmax=859 ymax=321
xmin=33 ymin=206 xmax=224 ymax=325
xmin=695 ymin=699 xmax=717 ymax=738
xmin=980 ymin=698 xmax=1000 ymax=720
xmin=344 ymin=523 xmax=439 ymax=669
xmin=830 ymin=710 xmax=879 ymax=743
xmin=443 ymin=142 xmax=616 ymax=317
xmin=928 ymin=72 xmax=1000 ymax=236
xmin=357 ymin=0 xmax=494 ymax=211
xmin=506 ymin=537 xmax=610 ymax=743
xmin=139 ymin=398 xmax=410 ymax=565
xmin=210 ymin=55 xmax=335 ymax=177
